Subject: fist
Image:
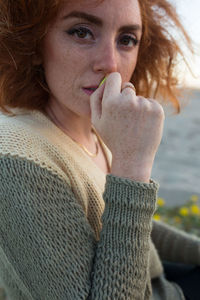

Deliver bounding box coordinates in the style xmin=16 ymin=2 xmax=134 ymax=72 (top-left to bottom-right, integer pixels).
xmin=90 ymin=72 xmax=165 ymax=182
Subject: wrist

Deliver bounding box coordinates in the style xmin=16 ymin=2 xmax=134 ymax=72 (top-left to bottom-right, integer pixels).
xmin=110 ymin=159 xmax=152 ymax=183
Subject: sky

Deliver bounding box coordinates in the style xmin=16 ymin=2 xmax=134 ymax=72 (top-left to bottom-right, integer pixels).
xmin=169 ymin=0 xmax=200 ymax=88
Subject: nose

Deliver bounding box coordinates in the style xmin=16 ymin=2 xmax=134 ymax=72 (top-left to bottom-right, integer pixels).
xmin=93 ymin=40 xmax=118 ymax=75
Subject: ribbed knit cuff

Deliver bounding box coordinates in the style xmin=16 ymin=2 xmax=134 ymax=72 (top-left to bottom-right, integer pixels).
xmin=104 ymin=174 xmax=158 ymax=207
xmin=102 ymin=174 xmax=158 ymax=227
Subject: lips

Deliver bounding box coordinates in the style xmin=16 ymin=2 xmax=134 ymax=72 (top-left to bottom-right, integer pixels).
xmin=82 ymin=86 xmax=99 ymax=95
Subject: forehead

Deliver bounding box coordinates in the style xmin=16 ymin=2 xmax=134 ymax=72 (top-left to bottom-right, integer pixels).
xmin=58 ymin=0 xmax=142 ymax=26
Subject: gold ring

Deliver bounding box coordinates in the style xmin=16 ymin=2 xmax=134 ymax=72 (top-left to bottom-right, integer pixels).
xmin=121 ymin=83 xmax=136 ymax=94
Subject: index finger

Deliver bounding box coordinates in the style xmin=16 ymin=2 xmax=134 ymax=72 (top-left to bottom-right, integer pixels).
xmin=102 ymin=72 xmax=122 ymax=103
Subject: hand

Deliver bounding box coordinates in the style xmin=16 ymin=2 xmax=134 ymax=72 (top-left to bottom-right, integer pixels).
xmin=90 ymin=72 xmax=165 ymax=183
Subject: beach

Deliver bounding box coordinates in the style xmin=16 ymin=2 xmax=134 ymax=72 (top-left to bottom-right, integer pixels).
xmin=152 ymin=89 xmax=200 ymax=206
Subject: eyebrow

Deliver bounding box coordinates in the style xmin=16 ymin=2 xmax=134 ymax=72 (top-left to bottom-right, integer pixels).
xmin=62 ymin=11 xmax=142 ymax=33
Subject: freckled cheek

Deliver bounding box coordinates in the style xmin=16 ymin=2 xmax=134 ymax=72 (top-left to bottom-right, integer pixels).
xmin=59 ymin=46 xmax=89 ymax=75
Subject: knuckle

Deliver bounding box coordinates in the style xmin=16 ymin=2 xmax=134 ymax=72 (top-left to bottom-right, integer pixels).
xmin=145 ymin=98 xmax=164 ymax=118
xmin=139 ymin=97 xmax=165 ymax=120
xmin=121 ymin=95 xmax=135 ymax=110
xmin=122 ymin=92 xmax=133 ymax=102
xmin=153 ymin=103 xmax=165 ymax=119
xmin=138 ymin=97 xmax=151 ymax=111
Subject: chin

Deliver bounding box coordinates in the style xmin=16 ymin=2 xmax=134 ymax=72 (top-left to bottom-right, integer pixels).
xmin=77 ymin=106 xmax=91 ymax=119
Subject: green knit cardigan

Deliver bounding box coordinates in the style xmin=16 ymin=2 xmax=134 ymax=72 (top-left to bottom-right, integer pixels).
xmin=0 ymin=110 xmax=200 ymax=299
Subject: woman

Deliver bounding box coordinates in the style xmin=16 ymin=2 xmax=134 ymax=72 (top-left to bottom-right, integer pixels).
xmin=0 ymin=0 xmax=199 ymax=299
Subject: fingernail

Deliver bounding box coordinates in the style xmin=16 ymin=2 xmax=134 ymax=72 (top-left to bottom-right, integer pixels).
xmin=99 ymin=77 xmax=107 ymax=87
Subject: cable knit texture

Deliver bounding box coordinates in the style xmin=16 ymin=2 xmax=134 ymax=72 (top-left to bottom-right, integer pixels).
xmin=0 ymin=110 xmax=199 ymax=299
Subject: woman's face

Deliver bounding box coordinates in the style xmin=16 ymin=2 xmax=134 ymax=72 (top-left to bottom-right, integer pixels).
xmin=42 ymin=0 xmax=142 ymax=118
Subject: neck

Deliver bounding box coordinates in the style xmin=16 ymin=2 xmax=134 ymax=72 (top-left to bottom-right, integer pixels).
xmin=45 ymin=100 xmax=96 ymax=149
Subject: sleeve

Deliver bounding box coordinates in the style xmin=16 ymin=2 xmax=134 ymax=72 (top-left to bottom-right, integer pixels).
xmin=0 ymin=155 xmax=158 ymax=300
xmin=151 ymin=220 xmax=200 ymax=265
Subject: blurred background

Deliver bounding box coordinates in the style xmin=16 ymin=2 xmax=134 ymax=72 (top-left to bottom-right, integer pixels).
xmin=152 ymin=0 xmax=200 ymax=206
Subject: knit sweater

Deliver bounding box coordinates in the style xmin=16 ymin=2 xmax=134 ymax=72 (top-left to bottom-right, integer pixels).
xmin=0 ymin=110 xmax=200 ymax=300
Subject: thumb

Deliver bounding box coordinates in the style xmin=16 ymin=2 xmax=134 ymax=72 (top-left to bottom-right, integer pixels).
xmin=90 ymin=82 xmax=105 ymax=125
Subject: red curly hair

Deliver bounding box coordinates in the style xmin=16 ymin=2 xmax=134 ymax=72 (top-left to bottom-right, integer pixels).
xmin=0 ymin=0 xmax=192 ymax=113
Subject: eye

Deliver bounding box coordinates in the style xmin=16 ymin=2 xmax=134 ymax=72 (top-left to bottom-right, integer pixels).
xmin=119 ymin=34 xmax=139 ymax=48
xmin=67 ymin=26 xmax=94 ymax=40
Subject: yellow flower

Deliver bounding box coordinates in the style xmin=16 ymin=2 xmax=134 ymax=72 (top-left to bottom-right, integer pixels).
xmin=157 ymin=198 xmax=165 ymax=207
xmin=153 ymin=214 xmax=161 ymax=221
xmin=179 ymin=207 xmax=189 ymax=216
xmin=190 ymin=205 xmax=200 ymax=215
xmin=190 ymin=195 xmax=199 ymax=202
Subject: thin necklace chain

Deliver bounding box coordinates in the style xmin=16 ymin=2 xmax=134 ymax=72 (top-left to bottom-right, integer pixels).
xmin=72 ymin=129 xmax=99 ymax=157
xmin=46 ymin=107 xmax=99 ymax=157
